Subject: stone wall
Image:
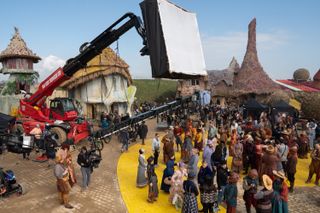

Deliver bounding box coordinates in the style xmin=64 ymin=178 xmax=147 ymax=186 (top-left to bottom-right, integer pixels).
xmin=0 ymin=95 xmax=21 ymax=115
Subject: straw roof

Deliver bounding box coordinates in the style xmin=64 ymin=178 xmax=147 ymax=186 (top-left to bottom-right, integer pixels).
xmin=313 ymin=69 xmax=320 ymax=81
xmin=233 ymin=18 xmax=279 ymax=95
xmin=0 ymin=27 xmax=41 ymax=62
xmin=61 ymin=47 xmax=132 ymax=90
xmin=208 ymin=57 xmax=240 ymax=86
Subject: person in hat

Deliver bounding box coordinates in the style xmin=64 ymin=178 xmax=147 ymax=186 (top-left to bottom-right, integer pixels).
xmin=136 ymin=149 xmax=147 ymax=188
xmin=272 ymin=170 xmax=289 ymax=213
xmin=203 ymin=139 xmax=215 ymax=172
xmin=224 ymin=172 xmax=239 ymax=213
xmin=243 ymin=169 xmax=259 ymax=213
xmin=54 ymin=155 xmax=73 ymax=209
xmin=305 ymin=143 xmax=320 ymax=185
xmin=146 ymin=156 xmax=159 ymax=203
xmin=161 ymin=155 xmax=175 ymax=193
xmin=182 ymin=172 xmax=199 ymax=213
xmin=261 ymin=145 xmax=280 ymax=179
xmin=286 ymin=146 xmax=298 ymax=192
xmin=243 ymin=134 xmax=256 ymax=174
xmin=254 ymin=174 xmax=274 ymax=213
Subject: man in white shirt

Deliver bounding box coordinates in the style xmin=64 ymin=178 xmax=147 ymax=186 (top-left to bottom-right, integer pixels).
xmin=152 ymin=133 xmax=161 ymax=166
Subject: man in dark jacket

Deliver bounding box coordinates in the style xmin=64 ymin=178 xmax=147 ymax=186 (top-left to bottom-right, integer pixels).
xmin=119 ymin=129 xmax=130 ymax=153
xmin=139 ymin=121 xmax=148 ymax=145
xmin=77 ymin=146 xmax=91 ymax=190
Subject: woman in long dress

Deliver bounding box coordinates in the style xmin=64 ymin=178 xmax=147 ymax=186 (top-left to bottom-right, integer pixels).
xmin=231 ymin=139 xmax=243 ymax=173
xmin=169 ymin=162 xmax=187 ymax=209
xmin=161 ymin=156 xmax=175 ymax=193
xmin=136 ymin=149 xmax=148 ymax=188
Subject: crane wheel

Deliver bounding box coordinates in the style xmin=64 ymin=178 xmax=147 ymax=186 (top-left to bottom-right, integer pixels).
xmin=50 ymin=127 xmax=67 ymax=146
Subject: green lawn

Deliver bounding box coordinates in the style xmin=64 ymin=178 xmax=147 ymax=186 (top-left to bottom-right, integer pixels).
xmin=133 ymin=79 xmax=177 ymax=103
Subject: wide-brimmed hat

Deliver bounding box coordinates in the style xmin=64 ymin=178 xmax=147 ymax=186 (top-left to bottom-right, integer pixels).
xmin=262 ymin=174 xmax=273 ymax=190
xmin=246 ymin=135 xmax=254 ymax=142
xmin=273 ymin=170 xmax=287 ymax=180
xmin=281 ymin=130 xmax=290 ymax=135
xmin=266 ymin=145 xmax=275 ymax=154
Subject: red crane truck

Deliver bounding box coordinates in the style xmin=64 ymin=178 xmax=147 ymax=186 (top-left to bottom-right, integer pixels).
xmin=17 ymin=13 xmax=147 ymax=145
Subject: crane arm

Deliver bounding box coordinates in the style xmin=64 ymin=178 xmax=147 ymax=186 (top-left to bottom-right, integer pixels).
xmin=27 ymin=12 xmax=147 ymax=106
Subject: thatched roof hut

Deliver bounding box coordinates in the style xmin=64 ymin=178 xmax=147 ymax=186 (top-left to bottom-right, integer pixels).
xmin=207 ymin=57 xmax=239 ymax=97
xmin=0 ymin=27 xmax=41 ymax=63
xmin=61 ymin=47 xmax=132 ymax=89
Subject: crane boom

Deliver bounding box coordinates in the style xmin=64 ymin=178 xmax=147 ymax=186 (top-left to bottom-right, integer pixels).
xmin=27 ymin=13 xmax=146 ymax=107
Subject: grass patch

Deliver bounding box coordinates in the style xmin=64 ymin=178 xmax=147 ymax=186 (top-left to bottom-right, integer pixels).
xmin=133 ymin=79 xmax=177 ymax=103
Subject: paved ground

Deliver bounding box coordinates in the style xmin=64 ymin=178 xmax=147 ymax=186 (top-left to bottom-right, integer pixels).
xmin=1 ymin=118 xmax=320 ymax=213
xmin=0 ymin=137 xmax=127 ymax=213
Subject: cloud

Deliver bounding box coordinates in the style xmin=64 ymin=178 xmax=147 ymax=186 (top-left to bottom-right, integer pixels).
xmin=201 ymin=30 xmax=289 ymax=70
xmin=35 ymin=55 xmax=65 ymax=80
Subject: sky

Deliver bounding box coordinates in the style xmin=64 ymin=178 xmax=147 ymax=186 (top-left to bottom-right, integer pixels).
xmin=0 ymin=0 xmax=319 ymax=81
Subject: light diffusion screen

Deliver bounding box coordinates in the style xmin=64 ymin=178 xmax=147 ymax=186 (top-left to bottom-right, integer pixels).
xmin=140 ymin=0 xmax=207 ymax=79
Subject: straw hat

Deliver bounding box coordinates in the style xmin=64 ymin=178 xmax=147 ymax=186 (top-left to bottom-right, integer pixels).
xmin=266 ymin=145 xmax=275 ymax=154
xmin=281 ymin=130 xmax=290 ymax=135
xmin=273 ymin=170 xmax=287 ymax=180
xmin=262 ymin=174 xmax=273 ymax=191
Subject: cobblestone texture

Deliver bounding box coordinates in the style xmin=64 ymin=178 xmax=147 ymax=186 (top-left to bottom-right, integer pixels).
xmin=0 ymin=138 xmax=127 ymax=213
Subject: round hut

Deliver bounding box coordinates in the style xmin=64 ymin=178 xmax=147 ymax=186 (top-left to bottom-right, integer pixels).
xmin=0 ymin=27 xmax=41 ymax=95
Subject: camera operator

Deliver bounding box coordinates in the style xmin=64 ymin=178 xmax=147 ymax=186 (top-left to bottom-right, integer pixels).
xmin=77 ymin=146 xmax=91 ymax=190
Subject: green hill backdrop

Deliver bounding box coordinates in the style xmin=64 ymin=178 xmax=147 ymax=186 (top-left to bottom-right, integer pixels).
xmin=133 ymin=79 xmax=177 ymax=103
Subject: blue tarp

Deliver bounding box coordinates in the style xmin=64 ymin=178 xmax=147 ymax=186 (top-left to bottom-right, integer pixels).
xmin=199 ymin=90 xmax=211 ymax=106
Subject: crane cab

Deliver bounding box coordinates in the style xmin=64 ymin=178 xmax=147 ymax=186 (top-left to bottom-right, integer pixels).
xmin=49 ymin=98 xmax=78 ymax=121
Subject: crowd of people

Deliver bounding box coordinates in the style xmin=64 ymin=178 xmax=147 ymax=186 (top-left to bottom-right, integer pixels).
xmin=134 ymin=101 xmax=320 ymax=213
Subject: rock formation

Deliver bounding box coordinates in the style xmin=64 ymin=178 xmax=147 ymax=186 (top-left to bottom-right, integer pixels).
xmin=234 ymin=18 xmax=279 ymax=94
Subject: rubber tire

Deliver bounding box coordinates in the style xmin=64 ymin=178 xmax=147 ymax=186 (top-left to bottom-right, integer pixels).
xmin=95 ymin=140 xmax=104 ymax=151
xmin=18 ymin=183 xmax=27 ymax=195
xmin=103 ymin=136 xmax=111 ymax=144
xmin=50 ymin=127 xmax=67 ymax=146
